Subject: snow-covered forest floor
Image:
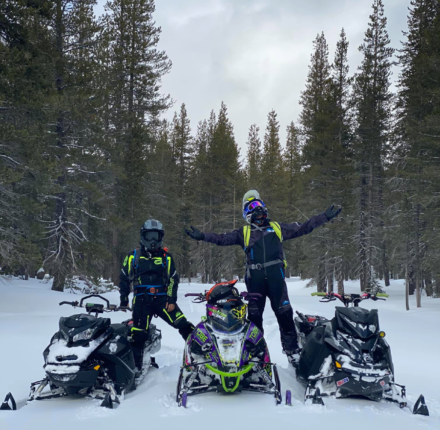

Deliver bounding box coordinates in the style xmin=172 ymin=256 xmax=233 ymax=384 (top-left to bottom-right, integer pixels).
xmin=0 ymin=276 xmax=439 ymax=430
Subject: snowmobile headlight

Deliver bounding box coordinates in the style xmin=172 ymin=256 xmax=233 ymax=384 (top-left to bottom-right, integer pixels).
xmin=379 ymin=331 xmax=386 ymax=338
xmin=73 ymin=328 xmax=96 ymax=342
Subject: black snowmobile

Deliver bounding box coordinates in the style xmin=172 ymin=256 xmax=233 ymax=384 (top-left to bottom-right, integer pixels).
xmin=292 ymin=291 xmax=429 ymax=416
xmin=1 ymin=294 xmax=161 ymax=411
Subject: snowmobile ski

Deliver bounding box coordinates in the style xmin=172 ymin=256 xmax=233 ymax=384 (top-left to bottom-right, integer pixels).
xmin=0 ymin=393 xmax=16 ymax=411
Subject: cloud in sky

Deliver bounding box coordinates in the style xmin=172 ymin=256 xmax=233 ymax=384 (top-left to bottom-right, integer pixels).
xmin=95 ymin=0 xmax=411 ymax=157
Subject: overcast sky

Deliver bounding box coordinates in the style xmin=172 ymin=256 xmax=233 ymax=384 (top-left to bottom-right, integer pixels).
xmin=95 ymin=0 xmax=411 ymax=157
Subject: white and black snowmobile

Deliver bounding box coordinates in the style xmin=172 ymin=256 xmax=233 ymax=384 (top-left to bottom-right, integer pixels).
xmin=176 ymin=280 xmax=284 ymax=408
xmin=1 ymin=294 xmax=161 ymax=411
xmin=292 ymin=291 xmax=429 ymax=416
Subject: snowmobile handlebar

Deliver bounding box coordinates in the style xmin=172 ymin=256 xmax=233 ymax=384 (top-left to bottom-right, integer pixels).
xmin=184 ymin=291 xmax=262 ymax=303
xmin=311 ymin=291 xmax=389 ymax=307
xmin=59 ymin=295 xmax=130 ymax=312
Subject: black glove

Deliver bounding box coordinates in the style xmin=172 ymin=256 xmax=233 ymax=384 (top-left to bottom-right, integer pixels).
xmin=167 ymin=296 xmax=177 ymax=305
xmin=120 ymin=296 xmax=129 ymax=307
xmin=324 ymin=205 xmax=342 ymax=221
xmin=185 ymin=226 xmax=205 ymax=241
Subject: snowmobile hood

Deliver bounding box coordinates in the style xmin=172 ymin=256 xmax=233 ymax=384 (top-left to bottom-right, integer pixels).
xmin=334 ymin=307 xmax=379 ymax=339
xmin=59 ymin=314 xmax=111 ymax=345
xmin=336 ymin=307 xmax=378 ymax=324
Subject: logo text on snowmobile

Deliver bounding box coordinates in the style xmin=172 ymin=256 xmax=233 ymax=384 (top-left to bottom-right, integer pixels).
xmin=336 ymin=377 xmax=349 ymax=387
xmin=196 ymin=329 xmax=208 ymax=343
xmin=249 ymin=326 xmax=259 ymax=340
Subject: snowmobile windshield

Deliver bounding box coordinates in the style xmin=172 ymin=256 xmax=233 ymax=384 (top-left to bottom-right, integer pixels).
xmin=206 ymin=302 xmax=247 ymax=334
xmin=334 ymin=307 xmax=379 ymax=339
xmin=59 ymin=314 xmax=111 ymax=344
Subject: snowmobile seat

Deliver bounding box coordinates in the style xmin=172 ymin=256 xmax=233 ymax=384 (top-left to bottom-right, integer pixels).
xmin=111 ymin=323 xmax=131 ymax=338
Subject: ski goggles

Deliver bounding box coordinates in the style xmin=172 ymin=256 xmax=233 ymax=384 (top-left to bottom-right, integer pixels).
xmin=142 ymin=231 xmax=163 ymax=241
xmin=243 ymin=200 xmax=265 ymax=218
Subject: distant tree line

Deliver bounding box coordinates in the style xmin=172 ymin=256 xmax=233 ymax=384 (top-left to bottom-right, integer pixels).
xmin=1 ymin=0 xmax=439 ymax=304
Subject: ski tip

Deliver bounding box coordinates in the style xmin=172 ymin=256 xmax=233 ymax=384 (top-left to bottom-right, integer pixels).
xmin=413 ymin=394 xmax=429 ymax=416
xmin=0 ymin=393 xmax=17 ymax=411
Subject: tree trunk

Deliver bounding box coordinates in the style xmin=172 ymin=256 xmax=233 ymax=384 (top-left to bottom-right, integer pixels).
xmin=112 ymin=229 xmax=120 ymax=286
xmin=327 ymin=272 xmax=334 ymax=293
xmin=405 ymin=266 xmax=410 ymax=311
xmin=408 ymin=265 xmax=415 ymax=295
xmin=317 ymin=262 xmax=326 ymax=292
xmin=425 ymin=276 xmax=433 ymax=297
xmin=416 ymin=272 xmax=422 ymax=308
xmin=434 ymin=276 xmax=440 ymax=298
xmin=52 ymin=274 xmax=65 ymax=292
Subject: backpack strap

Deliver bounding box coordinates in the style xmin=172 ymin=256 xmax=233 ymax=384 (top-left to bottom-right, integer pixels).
xmin=243 ymin=225 xmax=251 ymax=251
xmin=128 ymin=248 xmax=141 ymax=281
xmin=269 ymin=222 xmax=287 ymax=268
xmin=269 ymin=222 xmax=283 ymax=242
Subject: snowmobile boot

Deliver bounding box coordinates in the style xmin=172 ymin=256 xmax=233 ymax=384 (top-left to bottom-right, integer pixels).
xmin=284 ymin=349 xmax=301 ymax=366
xmin=132 ymin=344 xmax=144 ymax=374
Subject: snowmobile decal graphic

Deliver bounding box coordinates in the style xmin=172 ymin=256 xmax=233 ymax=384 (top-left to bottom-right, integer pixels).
xmin=336 ymin=377 xmax=349 ymax=387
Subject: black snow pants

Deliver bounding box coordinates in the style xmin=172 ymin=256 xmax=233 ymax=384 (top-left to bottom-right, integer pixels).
xmin=245 ymin=264 xmax=298 ymax=352
xmin=131 ymin=294 xmax=194 ymax=367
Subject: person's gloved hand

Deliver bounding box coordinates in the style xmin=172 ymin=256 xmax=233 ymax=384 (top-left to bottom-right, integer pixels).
xmin=166 ymin=297 xmax=176 ymax=312
xmin=120 ymin=296 xmax=129 ymax=307
xmin=324 ymin=205 xmax=342 ymax=221
xmin=185 ymin=226 xmax=205 ymax=241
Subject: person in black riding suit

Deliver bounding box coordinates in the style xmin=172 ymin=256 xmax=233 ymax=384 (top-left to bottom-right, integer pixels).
xmin=185 ymin=190 xmax=341 ymax=363
xmin=120 ymin=219 xmax=194 ymax=370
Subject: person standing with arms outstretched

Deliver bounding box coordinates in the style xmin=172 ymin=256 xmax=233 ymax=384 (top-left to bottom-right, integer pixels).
xmin=185 ymin=190 xmax=341 ymax=363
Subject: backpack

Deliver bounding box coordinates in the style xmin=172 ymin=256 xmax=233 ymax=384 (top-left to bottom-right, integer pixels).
xmin=242 ymin=222 xmax=287 ymax=268
xmin=128 ymin=247 xmax=171 ymax=286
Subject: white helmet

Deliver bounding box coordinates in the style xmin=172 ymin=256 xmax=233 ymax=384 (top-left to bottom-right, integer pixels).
xmin=242 ymin=190 xmax=261 ymax=211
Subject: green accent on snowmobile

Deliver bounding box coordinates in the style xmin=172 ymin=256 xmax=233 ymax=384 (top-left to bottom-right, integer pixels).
xmin=204 ymin=363 xmax=254 ymax=393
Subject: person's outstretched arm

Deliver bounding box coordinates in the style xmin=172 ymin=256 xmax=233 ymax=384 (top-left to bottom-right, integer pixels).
xmin=185 ymin=226 xmax=243 ymax=247
xmin=281 ymin=205 xmax=341 ymax=240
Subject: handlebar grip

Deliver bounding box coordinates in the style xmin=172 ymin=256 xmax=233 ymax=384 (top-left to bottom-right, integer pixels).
xmin=311 ymin=292 xmax=327 ymax=297
xmin=376 ymin=293 xmax=389 ymax=298
xmin=185 ymin=293 xmax=203 ymax=297
xmin=59 ymin=301 xmax=78 ymax=306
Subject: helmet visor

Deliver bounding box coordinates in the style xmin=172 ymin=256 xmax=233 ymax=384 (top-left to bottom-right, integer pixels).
xmin=243 ymin=200 xmax=265 ymax=218
xmin=142 ymin=231 xmax=162 ymax=241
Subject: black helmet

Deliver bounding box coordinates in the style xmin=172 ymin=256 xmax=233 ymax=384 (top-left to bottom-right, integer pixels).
xmin=140 ymin=219 xmax=164 ymax=252
xmin=205 ymin=280 xmax=247 ymax=334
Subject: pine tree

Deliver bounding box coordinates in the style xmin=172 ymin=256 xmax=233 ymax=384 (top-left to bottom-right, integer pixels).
xmin=260 ymin=110 xmax=284 ymax=215
xmin=391 ymin=0 xmax=440 ymax=304
xmin=100 ymin=0 xmax=172 ymax=284
xmin=353 ymin=0 xmax=394 ymax=292
xmin=246 ymin=124 xmax=262 ymax=189
xmin=298 ymin=32 xmax=333 ymax=291
xmin=0 ymin=1 xmax=54 ymax=276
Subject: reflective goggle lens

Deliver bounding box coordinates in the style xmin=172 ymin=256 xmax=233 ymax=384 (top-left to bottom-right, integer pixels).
xmin=243 ymin=200 xmax=265 ymax=217
xmin=143 ymin=231 xmax=161 ymax=241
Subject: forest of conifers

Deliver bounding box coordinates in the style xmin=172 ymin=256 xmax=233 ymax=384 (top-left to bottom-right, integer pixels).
xmin=1 ymin=0 xmax=439 ymax=302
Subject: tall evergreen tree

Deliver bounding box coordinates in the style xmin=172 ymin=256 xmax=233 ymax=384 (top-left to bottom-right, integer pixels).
xmin=246 ymin=124 xmax=262 ymax=189
xmin=353 ymin=0 xmax=394 ymax=292
xmin=392 ymin=0 xmax=440 ymax=303
xmin=260 ymin=110 xmax=284 ymax=215
xmin=100 ymin=0 xmax=172 ymax=284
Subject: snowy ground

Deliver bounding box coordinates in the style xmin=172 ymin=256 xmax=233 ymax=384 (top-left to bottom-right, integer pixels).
xmin=0 ymin=276 xmax=439 ymax=430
